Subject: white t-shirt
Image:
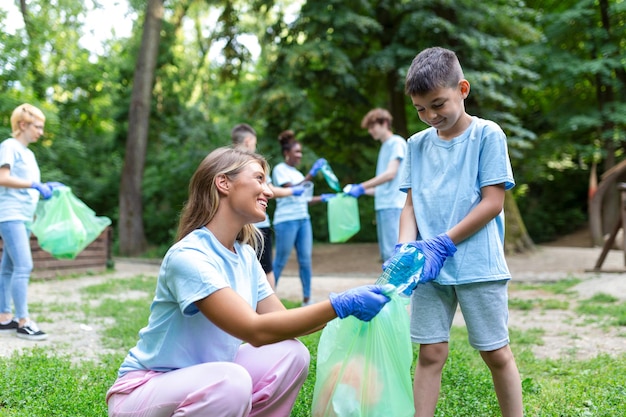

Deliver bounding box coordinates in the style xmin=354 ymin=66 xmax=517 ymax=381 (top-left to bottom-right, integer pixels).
xmin=0 ymin=138 xmax=41 ymax=222
xmin=271 ymin=162 xmax=309 ymax=225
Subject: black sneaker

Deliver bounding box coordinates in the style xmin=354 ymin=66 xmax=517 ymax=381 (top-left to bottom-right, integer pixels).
xmin=0 ymin=318 xmax=19 ymax=332
xmin=16 ymin=320 xmax=48 ymax=341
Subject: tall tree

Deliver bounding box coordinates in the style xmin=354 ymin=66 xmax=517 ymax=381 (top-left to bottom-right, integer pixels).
xmin=118 ymin=0 xmax=164 ymax=255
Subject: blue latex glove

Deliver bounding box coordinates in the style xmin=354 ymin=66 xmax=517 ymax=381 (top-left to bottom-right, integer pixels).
xmin=291 ymin=185 xmax=305 ymax=196
xmin=31 ymin=182 xmax=53 ymax=199
xmin=329 ymin=284 xmax=392 ymax=321
xmin=308 ymin=158 xmax=327 ymax=177
xmin=384 ymin=234 xmax=457 ymax=282
xmin=321 ymin=193 xmax=337 ymax=202
xmin=343 ymin=183 xmax=365 ymax=198
xmin=46 ymin=181 xmax=66 ymax=190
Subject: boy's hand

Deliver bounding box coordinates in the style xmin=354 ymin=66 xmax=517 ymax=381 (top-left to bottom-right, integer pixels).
xmin=384 ymin=235 xmax=457 ymax=282
xmin=413 ymin=234 xmax=457 ymax=281
xmin=343 ymin=183 xmax=365 ymax=198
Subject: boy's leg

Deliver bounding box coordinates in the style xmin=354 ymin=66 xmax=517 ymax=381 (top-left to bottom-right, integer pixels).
xmin=457 ymin=281 xmax=523 ymax=417
xmin=480 ymin=346 xmax=523 ymax=417
xmin=413 ymin=342 xmax=449 ymax=417
xmin=410 ymin=283 xmax=458 ymax=417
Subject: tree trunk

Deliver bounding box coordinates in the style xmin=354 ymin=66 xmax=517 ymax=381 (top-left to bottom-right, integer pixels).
xmin=118 ymin=0 xmax=164 ymax=256
xmin=504 ymin=190 xmax=535 ymax=254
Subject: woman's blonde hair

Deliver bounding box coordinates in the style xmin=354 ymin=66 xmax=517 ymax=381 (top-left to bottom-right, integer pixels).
xmin=10 ymin=103 xmax=45 ymax=137
xmin=176 ymin=146 xmax=269 ymax=253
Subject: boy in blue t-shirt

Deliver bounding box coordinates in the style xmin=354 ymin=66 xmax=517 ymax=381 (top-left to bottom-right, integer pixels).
xmin=397 ymin=47 xmax=523 ymax=416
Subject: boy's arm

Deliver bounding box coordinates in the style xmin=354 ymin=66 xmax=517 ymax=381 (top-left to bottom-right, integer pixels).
xmin=360 ymin=158 xmax=402 ymax=196
xmin=446 ymin=183 xmax=506 ymax=244
xmin=398 ymin=189 xmax=418 ymax=242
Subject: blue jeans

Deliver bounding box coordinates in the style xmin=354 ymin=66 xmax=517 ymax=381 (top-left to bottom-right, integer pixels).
xmin=0 ymin=221 xmax=34 ymax=319
xmin=376 ymin=208 xmax=402 ymax=262
xmin=272 ymin=219 xmax=313 ymax=300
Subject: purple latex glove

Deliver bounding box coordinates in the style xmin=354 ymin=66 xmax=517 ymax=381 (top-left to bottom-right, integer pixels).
xmin=308 ymin=158 xmax=327 ymax=177
xmin=329 ymin=284 xmax=392 ymax=321
xmin=343 ymin=183 xmax=365 ymax=198
xmin=291 ymin=185 xmax=305 ymax=196
xmin=321 ymin=193 xmax=337 ymax=202
xmin=31 ymin=182 xmax=53 ymax=199
xmin=383 ymin=234 xmax=457 ymax=282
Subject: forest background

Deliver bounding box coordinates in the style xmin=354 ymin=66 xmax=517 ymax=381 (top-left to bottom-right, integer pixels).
xmin=1 ymin=0 xmax=625 ymax=257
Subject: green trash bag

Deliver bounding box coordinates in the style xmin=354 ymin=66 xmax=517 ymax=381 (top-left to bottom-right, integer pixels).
xmin=312 ymin=294 xmax=415 ymax=417
xmin=328 ymin=194 xmax=360 ymax=243
xmin=30 ymin=187 xmax=112 ymax=259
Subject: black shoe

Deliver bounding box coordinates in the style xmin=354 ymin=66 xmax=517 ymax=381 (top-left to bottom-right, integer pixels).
xmin=0 ymin=318 xmax=19 ymax=332
xmin=16 ymin=320 xmax=48 ymax=341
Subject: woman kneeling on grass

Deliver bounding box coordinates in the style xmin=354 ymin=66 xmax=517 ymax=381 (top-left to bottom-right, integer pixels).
xmin=106 ymin=146 xmax=391 ymax=417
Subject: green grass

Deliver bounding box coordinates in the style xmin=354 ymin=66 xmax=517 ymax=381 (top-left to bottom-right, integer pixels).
xmin=0 ymin=276 xmax=624 ymax=416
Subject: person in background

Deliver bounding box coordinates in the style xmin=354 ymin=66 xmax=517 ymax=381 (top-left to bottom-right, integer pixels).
xmin=106 ymin=146 xmax=392 ymax=417
xmin=0 ymin=103 xmax=64 ymax=341
xmin=231 ymin=123 xmax=305 ymax=289
xmin=271 ymin=130 xmax=327 ymax=306
xmin=343 ymin=108 xmax=407 ymax=262
xmin=398 ymin=46 xmax=523 ymax=417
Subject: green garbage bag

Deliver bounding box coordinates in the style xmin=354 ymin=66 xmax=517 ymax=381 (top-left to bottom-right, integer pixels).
xmin=312 ymin=294 xmax=415 ymax=417
xmin=30 ymin=187 xmax=111 ymax=259
xmin=328 ymin=194 xmax=360 ymax=243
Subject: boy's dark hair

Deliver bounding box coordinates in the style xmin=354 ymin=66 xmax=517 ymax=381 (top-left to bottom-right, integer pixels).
xmin=231 ymin=123 xmax=256 ymax=146
xmin=405 ymin=47 xmax=465 ymax=96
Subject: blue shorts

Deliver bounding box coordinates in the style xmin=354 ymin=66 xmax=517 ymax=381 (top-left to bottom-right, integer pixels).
xmin=410 ymin=280 xmax=510 ymax=351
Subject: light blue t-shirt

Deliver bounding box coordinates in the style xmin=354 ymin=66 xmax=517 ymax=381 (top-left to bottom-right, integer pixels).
xmin=271 ymin=162 xmax=309 ymax=225
xmin=0 ymin=138 xmax=41 ymax=222
xmin=400 ymin=117 xmax=515 ymax=285
xmin=118 ymin=227 xmax=272 ymax=377
xmin=375 ymin=134 xmax=407 ymax=210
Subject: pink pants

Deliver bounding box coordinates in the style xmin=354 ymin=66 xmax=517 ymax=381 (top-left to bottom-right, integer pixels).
xmin=107 ymin=339 xmax=310 ymax=417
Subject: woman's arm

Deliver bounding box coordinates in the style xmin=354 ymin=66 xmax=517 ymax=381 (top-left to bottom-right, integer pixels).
xmin=195 ymin=288 xmax=337 ymax=347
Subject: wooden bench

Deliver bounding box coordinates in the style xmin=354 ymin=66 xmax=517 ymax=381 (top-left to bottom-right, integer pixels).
xmin=0 ymin=226 xmax=112 ymax=279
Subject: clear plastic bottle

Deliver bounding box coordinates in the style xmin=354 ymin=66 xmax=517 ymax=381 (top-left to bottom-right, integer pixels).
xmin=320 ymin=161 xmax=341 ymax=192
xmin=376 ymin=244 xmax=425 ymax=297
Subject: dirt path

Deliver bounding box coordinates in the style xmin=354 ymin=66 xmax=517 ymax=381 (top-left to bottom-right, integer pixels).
xmin=1 ymin=244 xmax=624 ymax=361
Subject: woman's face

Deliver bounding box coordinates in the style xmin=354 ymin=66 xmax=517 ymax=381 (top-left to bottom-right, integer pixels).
xmin=284 ymin=142 xmax=303 ymax=167
xmin=229 ymin=162 xmax=273 ymax=224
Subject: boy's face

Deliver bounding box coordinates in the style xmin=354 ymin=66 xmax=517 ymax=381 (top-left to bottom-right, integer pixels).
xmin=410 ymin=80 xmax=470 ymax=139
xmin=367 ymin=122 xmax=388 ymax=141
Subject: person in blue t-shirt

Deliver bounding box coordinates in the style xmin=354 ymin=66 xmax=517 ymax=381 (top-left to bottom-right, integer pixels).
xmin=106 ymin=146 xmax=391 ymax=417
xmin=271 ymin=130 xmax=328 ymax=306
xmin=0 ymin=103 xmax=64 ymax=341
xmin=344 ymin=108 xmax=407 ymax=263
xmin=395 ymin=47 xmax=523 ymax=417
